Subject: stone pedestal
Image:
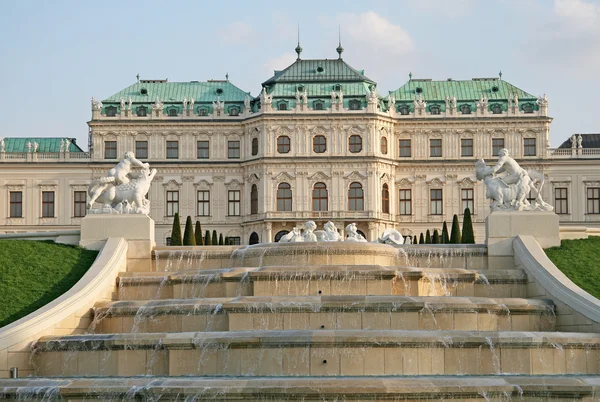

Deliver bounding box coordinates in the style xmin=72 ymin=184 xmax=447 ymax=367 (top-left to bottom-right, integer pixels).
xmin=486 ymin=211 xmax=560 ymax=257
xmin=80 ymin=214 xmax=155 ymax=251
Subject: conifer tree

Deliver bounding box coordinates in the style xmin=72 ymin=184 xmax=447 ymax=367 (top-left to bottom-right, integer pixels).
xmin=183 ymin=216 xmax=196 ymax=245
xmin=204 ymin=230 xmax=211 ymax=246
xmin=218 ymin=233 xmax=224 ymax=245
xmin=224 ymin=236 xmax=230 ymax=246
xmin=461 ymin=208 xmax=475 ymax=244
xmin=441 ymin=221 xmax=450 ymax=244
xmin=170 ymin=213 xmax=182 ymax=246
xmin=450 ymin=214 xmax=461 ymax=244
xmin=212 ymin=230 xmax=218 ymax=246
xmin=432 ymin=229 xmax=440 ymax=244
xmin=413 ymin=235 xmax=417 ymax=244
xmin=425 ymin=229 xmax=432 ymax=244
xmin=419 ymin=233 xmax=425 ymax=244
xmin=195 ymin=221 xmax=203 ymax=245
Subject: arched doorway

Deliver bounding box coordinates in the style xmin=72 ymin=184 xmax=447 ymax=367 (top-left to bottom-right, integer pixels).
xmin=274 ymin=230 xmax=289 ymax=243
xmin=249 ymin=232 xmax=259 ymax=245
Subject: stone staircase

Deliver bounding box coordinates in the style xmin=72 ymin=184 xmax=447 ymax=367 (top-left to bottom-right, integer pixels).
xmin=4 ymin=242 xmax=600 ymax=401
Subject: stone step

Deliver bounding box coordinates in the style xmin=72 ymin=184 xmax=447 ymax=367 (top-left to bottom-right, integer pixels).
xmin=33 ymin=330 xmax=600 ymax=377
xmin=2 ymin=376 xmax=600 ymax=401
xmin=116 ymin=267 xmax=526 ymax=300
xmin=91 ymin=296 xmax=555 ymax=333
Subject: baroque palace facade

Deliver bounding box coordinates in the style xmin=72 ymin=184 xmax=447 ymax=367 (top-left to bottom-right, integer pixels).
xmin=1 ymin=47 xmax=599 ymax=245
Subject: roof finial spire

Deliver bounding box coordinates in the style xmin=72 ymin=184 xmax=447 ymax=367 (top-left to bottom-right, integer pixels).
xmin=295 ymin=24 xmax=302 ymax=60
xmin=336 ymin=26 xmax=344 ymax=59
xmin=136 ymin=73 xmax=140 ymax=83
xmin=499 ymin=70 xmax=503 ymax=80
xmin=226 ymin=72 xmax=229 ymax=81
xmin=409 ymin=71 xmax=412 ymax=81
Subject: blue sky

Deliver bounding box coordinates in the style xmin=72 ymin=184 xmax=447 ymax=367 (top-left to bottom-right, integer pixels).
xmin=1 ymin=0 xmax=599 ymax=149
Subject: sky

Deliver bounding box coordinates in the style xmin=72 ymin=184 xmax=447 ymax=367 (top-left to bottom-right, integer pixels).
xmin=1 ymin=0 xmax=599 ymax=150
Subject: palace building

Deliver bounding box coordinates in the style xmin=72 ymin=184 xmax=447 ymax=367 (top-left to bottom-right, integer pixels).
xmin=1 ymin=46 xmax=599 ymax=245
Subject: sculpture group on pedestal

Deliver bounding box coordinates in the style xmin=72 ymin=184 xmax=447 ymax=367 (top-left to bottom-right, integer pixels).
xmin=475 ymin=148 xmax=553 ymax=211
xmin=87 ymin=151 xmax=157 ymax=215
xmin=277 ymin=221 xmax=408 ymax=244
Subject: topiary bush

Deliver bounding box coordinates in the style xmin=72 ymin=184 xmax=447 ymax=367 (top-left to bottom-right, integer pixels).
xmin=170 ymin=213 xmax=182 ymax=246
xmin=450 ymin=214 xmax=461 ymax=244
xmin=212 ymin=230 xmax=218 ymax=246
xmin=195 ymin=221 xmax=203 ymax=245
xmin=204 ymin=230 xmax=211 ymax=246
xmin=218 ymin=233 xmax=224 ymax=245
xmin=461 ymin=208 xmax=475 ymax=244
xmin=183 ymin=216 xmax=196 ymax=246
xmin=425 ymin=230 xmax=432 ymax=244
xmin=441 ymin=221 xmax=449 ymax=244
xmin=432 ymin=229 xmax=440 ymax=244
xmin=419 ymin=233 xmax=425 ymax=244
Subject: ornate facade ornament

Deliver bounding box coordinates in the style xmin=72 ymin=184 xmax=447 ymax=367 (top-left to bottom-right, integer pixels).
xmin=413 ymin=95 xmax=426 ymax=115
xmin=91 ymin=97 xmax=103 ymax=111
xmin=345 ymin=223 xmax=367 ymax=242
xmin=367 ymin=87 xmax=379 ymax=103
xmin=476 ymin=96 xmax=488 ymax=113
xmin=151 ymin=97 xmax=163 ymax=111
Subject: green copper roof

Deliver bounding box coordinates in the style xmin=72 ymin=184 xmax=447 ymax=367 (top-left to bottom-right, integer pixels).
xmin=262 ymin=58 xmax=376 ymax=85
xmin=390 ymin=78 xmax=536 ymax=102
xmin=103 ymin=80 xmax=251 ymax=104
xmin=2 ymin=137 xmax=84 ymax=153
xmin=268 ymin=82 xmax=372 ymax=97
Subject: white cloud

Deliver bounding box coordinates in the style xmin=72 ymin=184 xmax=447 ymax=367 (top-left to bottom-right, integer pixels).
xmin=409 ymin=0 xmax=475 ymax=17
xmin=263 ymin=52 xmax=297 ymax=77
xmin=221 ymin=22 xmax=257 ymax=44
xmin=553 ymin=0 xmax=600 ymax=34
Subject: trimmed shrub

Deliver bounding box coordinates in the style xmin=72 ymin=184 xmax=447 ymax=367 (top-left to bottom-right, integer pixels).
xmin=224 ymin=236 xmax=230 ymax=246
xmin=170 ymin=213 xmax=182 ymax=246
xmin=183 ymin=216 xmax=196 ymax=246
xmin=425 ymin=230 xmax=432 ymax=244
xmin=441 ymin=221 xmax=450 ymax=244
xmin=432 ymin=229 xmax=440 ymax=244
xmin=462 ymin=208 xmax=475 ymax=244
xmin=218 ymin=233 xmax=224 ymax=246
xmin=419 ymin=233 xmax=425 ymax=244
xmin=212 ymin=230 xmax=218 ymax=246
xmin=450 ymin=214 xmax=461 ymax=244
xmin=195 ymin=221 xmax=203 ymax=245
xmin=413 ymin=235 xmax=417 ymax=244
xmin=204 ymin=230 xmax=211 ymax=246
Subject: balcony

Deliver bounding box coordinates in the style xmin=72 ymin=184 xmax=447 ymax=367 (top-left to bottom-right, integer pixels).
xmin=548 ymin=148 xmax=600 ymax=159
xmin=0 ymin=152 xmax=92 ymax=162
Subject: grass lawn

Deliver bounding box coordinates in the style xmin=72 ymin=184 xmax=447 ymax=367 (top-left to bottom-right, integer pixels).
xmin=545 ymin=236 xmax=600 ymax=299
xmin=0 ymin=240 xmax=98 ymax=328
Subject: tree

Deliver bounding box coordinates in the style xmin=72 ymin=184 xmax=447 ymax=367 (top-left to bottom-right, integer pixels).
xmin=419 ymin=233 xmax=425 ymax=244
xmin=204 ymin=230 xmax=211 ymax=246
xmin=218 ymin=233 xmax=224 ymax=245
xmin=413 ymin=235 xmax=417 ymax=245
xmin=441 ymin=221 xmax=450 ymax=244
xmin=183 ymin=216 xmax=196 ymax=246
xmin=450 ymin=214 xmax=461 ymax=244
xmin=425 ymin=230 xmax=432 ymax=244
xmin=170 ymin=213 xmax=182 ymax=246
xmin=195 ymin=221 xmax=203 ymax=245
xmin=224 ymin=236 xmax=230 ymax=246
xmin=432 ymin=229 xmax=440 ymax=244
xmin=462 ymin=208 xmax=475 ymax=244
xmin=212 ymin=230 xmax=218 ymax=246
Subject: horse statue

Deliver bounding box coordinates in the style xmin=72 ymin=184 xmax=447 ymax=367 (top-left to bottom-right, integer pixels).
xmin=475 ymin=153 xmax=553 ymax=211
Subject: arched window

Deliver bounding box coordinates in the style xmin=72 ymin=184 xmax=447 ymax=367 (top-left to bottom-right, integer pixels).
xmin=136 ymin=106 xmax=147 ymax=117
xmin=348 ymin=182 xmax=364 ymax=211
xmin=312 ymin=182 xmax=328 ymax=211
xmin=105 ymin=106 xmax=117 ymax=117
xmin=198 ymin=108 xmax=208 ymax=116
xmin=398 ymin=105 xmax=410 ymax=115
xmin=249 ymin=232 xmax=259 ymax=245
xmin=349 ymin=135 xmax=362 ymax=153
xmin=380 ymin=136 xmax=388 ymax=154
xmin=523 ymin=103 xmax=534 ymax=113
xmin=460 ymin=104 xmax=471 ymax=115
xmin=250 ymin=184 xmax=258 ymax=215
xmin=167 ymin=107 xmax=178 ymax=117
xmin=274 ymin=230 xmax=289 ymax=242
xmin=278 ymin=102 xmax=288 ymax=111
xmin=349 ymin=99 xmax=361 ymax=110
xmin=277 ymin=183 xmax=292 ymax=211
xmin=229 ymin=107 xmax=240 ymax=116
xmin=382 ymin=184 xmax=390 ymax=214
xmin=313 ymin=101 xmax=324 ymax=110
xmin=491 ymin=104 xmax=502 ymax=114
xmin=313 ymin=135 xmax=326 ymax=153
xmin=430 ymin=105 xmax=441 ymax=115
xmin=251 ymin=138 xmax=258 ymax=156
xmin=277 ymin=136 xmax=290 ymax=153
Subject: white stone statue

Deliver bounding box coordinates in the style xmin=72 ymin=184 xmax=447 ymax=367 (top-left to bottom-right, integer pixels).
xmin=33 ymin=142 xmax=39 ymax=152
xmin=302 ymin=90 xmax=308 ymax=105
xmin=450 ymin=96 xmax=456 ymax=109
xmin=445 ymin=96 xmax=450 ymax=109
xmin=259 ymin=88 xmax=272 ymax=105
xmin=331 ymin=89 xmax=337 ymax=104
xmin=316 ymin=221 xmax=341 ymax=242
xmin=513 ymin=93 xmax=519 ymax=108
xmin=345 ymin=223 xmax=367 ymax=242
xmin=190 ymin=97 xmax=195 ymax=110
xmin=26 ymin=142 xmax=32 ymax=153
xmin=387 ymin=94 xmax=395 ymax=110
xmin=212 ymin=96 xmax=224 ymax=113
xmin=295 ymin=89 xmax=301 ymax=104
xmin=477 ymin=96 xmax=488 ymax=112
xmin=128 ymin=97 xmax=133 ymax=110
xmin=87 ymin=151 xmax=155 ymax=214
xmin=302 ymin=220 xmax=318 ymax=242
xmin=183 ymin=97 xmax=188 ymax=110
xmin=338 ymin=89 xmax=343 ymax=105
xmin=577 ymin=135 xmax=583 ymax=149
xmin=278 ymin=227 xmax=304 ymax=243
xmin=475 ymin=148 xmax=553 ymax=211
xmin=152 ymin=97 xmax=163 ymax=111
xmin=65 ymin=139 xmax=71 ymax=153
xmin=537 ymin=94 xmax=548 ymax=107
xmin=0 ymin=138 xmax=4 ymax=153
xmin=60 ymin=139 xmax=65 ymax=153
xmin=413 ymin=95 xmax=426 ymax=108
xmin=571 ymin=135 xmax=577 ymax=149
xmin=244 ymin=95 xmax=251 ymax=109
xmin=377 ymin=228 xmax=404 ymax=245
xmin=508 ymin=95 xmax=513 ymax=109
xmin=91 ymin=97 xmax=103 ymax=111
xmin=120 ymin=98 xmax=125 ymax=110
xmin=367 ymin=87 xmax=379 ymax=103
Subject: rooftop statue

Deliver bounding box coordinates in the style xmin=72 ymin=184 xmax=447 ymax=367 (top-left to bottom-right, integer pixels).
xmin=475 ymin=148 xmax=553 ymax=211
xmin=91 ymin=97 xmax=103 ymax=111
xmin=87 ymin=151 xmax=156 ymax=215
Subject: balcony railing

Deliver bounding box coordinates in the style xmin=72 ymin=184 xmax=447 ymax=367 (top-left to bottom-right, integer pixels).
xmin=0 ymin=152 xmax=92 ymax=162
xmin=548 ymin=148 xmax=600 ymax=159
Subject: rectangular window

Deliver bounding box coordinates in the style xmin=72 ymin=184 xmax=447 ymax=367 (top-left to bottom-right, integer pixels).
xmin=492 ymin=138 xmax=504 ymax=156
xmin=135 ymin=141 xmax=148 ymax=159
xmin=399 ymin=189 xmax=412 ymax=215
xmin=228 ymin=141 xmax=240 ymax=159
xmin=461 ymin=188 xmax=474 ymax=214
xmin=197 ymin=141 xmax=209 ymax=159
xmin=42 ymin=191 xmax=55 ymax=218
xmin=555 ymin=188 xmax=569 ymax=214
xmin=166 ymin=191 xmax=179 ymax=216
xmin=461 ymin=139 xmax=473 ymax=157
xmin=74 ymin=191 xmax=86 ymax=217
xmin=430 ymin=189 xmax=443 ymax=215
xmin=9 ymin=191 xmax=22 ymax=218
xmin=430 ymin=139 xmax=442 ymax=157
xmin=228 ymin=190 xmax=240 ymax=216
xmin=104 ymin=141 xmax=117 ymax=159
xmin=524 ymin=138 xmax=536 ymax=156
xmin=229 ymin=237 xmax=241 ymax=245
xmin=166 ymin=141 xmax=179 ymax=159
xmin=399 ymin=139 xmax=411 ymax=157
xmin=197 ymin=190 xmax=210 ymax=216
xmin=587 ymin=188 xmax=600 ymax=214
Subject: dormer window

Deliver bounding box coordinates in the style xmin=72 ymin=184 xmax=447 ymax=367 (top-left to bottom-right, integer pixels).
xmin=349 ymin=99 xmax=361 ymax=110
xmin=314 ymin=101 xmax=324 ymax=110
xmin=334 ymin=84 xmax=341 ymax=91
xmin=523 ymin=103 xmax=534 ymax=113
xmin=460 ymin=104 xmax=472 ymax=115
xmin=167 ymin=107 xmax=178 ymax=117
xmin=491 ymin=104 xmax=502 ymax=114
xmin=415 ymin=87 xmax=423 ymax=94
xmin=198 ymin=108 xmax=208 ymax=116
xmin=229 ymin=106 xmax=240 ymax=116
xmin=105 ymin=106 xmax=117 ymax=117
xmin=398 ymin=105 xmax=410 ymax=115
xmin=216 ymin=88 xmax=223 ymax=95
xmin=136 ymin=106 xmax=148 ymax=117
xmin=430 ymin=105 xmax=440 ymax=115
xmin=278 ymin=101 xmax=288 ymax=111
xmin=316 ymin=66 xmax=324 ymax=73
xmin=140 ymin=88 xmax=148 ymax=95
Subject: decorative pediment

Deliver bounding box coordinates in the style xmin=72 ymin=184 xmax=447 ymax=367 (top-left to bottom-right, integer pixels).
xmin=247 ymin=173 xmax=260 ymax=184
xmin=273 ymin=171 xmax=295 ymax=183
xmin=275 ymin=126 xmax=293 ymax=136
xmin=225 ymin=179 xmax=244 ymax=189
xmin=456 ymin=177 xmax=477 ymax=188
xmin=427 ymin=130 xmax=443 ymax=138
xmin=426 ymin=177 xmax=445 ymax=188
xmin=194 ymin=179 xmax=213 ymax=189
xmin=309 ymin=171 xmax=331 ymax=182
xmin=162 ymin=179 xmax=182 ymax=190
xmin=5 ymin=183 xmax=25 ymax=191
xmin=396 ymin=177 xmax=414 ymax=187
xmin=347 ymin=126 xmax=364 ymax=136
xmin=311 ymin=126 xmax=327 ymax=136
xmin=38 ymin=183 xmax=58 ymax=191
xmin=584 ymin=180 xmax=600 ymax=188
xmin=344 ymin=171 xmax=367 ymax=182
xmin=380 ymin=173 xmax=392 ymax=183
xmin=70 ymin=183 xmax=89 ymax=191
xmin=551 ymin=180 xmax=571 ymax=188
